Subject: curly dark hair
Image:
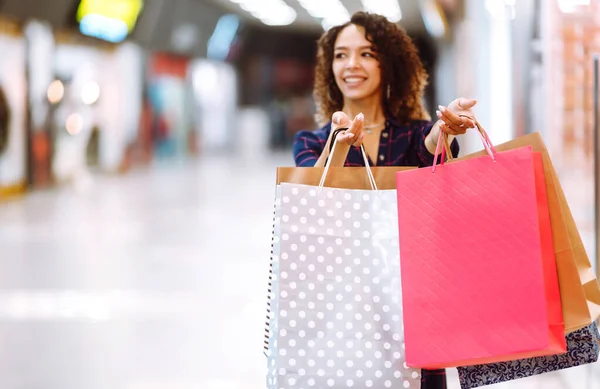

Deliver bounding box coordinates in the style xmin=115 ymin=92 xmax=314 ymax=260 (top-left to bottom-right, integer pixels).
xmin=313 ymin=12 xmax=430 ymax=125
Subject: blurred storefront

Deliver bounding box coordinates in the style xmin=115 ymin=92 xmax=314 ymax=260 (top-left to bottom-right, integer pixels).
xmin=47 ymin=35 xmax=144 ymax=185
xmin=539 ymin=0 xmax=600 ymax=271
xmin=145 ymin=52 xmax=195 ymax=159
xmin=190 ymin=59 xmax=237 ymax=153
xmin=25 ymin=20 xmax=55 ymax=189
xmin=235 ymin=27 xmax=318 ymax=152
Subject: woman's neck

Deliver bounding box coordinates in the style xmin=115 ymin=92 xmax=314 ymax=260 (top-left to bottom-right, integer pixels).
xmin=342 ymin=100 xmax=386 ymax=127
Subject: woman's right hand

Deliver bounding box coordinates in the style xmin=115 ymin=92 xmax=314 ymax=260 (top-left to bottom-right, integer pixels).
xmin=331 ymin=111 xmax=365 ymax=147
xmin=314 ymin=111 xmax=365 ymax=167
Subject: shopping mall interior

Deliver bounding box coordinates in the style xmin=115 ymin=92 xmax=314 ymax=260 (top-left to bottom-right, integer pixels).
xmin=0 ymin=0 xmax=599 ymax=388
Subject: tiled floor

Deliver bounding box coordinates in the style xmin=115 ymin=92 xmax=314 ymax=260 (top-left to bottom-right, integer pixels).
xmin=0 ymin=152 xmax=598 ymax=389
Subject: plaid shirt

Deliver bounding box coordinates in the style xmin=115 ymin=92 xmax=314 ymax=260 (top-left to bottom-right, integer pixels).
xmin=293 ymin=118 xmax=458 ymax=389
xmin=293 ymin=118 xmax=458 ymax=168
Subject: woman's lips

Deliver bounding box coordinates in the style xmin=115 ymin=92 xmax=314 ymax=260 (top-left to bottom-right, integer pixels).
xmin=343 ymin=76 xmax=367 ymax=87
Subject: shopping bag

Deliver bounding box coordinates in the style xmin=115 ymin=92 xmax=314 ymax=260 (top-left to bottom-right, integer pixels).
xmin=395 ymin=126 xmax=566 ymax=369
xmin=276 ymin=166 xmax=413 ymax=189
xmin=268 ymin=145 xmax=422 ymax=389
xmin=265 ymin=186 xmax=282 ymax=351
xmin=265 ymin=186 xmax=284 ymax=384
xmin=452 ymin=130 xmax=600 ymax=333
xmin=457 ymin=322 xmax=600 ymax=388
xmin=277 ymin=129 xmax=600 ymax=333
xmin=277 ymin=133 xmax=600 ymax=333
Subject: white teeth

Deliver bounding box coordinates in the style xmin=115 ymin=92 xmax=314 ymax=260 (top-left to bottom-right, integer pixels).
xmin=345 ymin=77 xmax=365 ymax=83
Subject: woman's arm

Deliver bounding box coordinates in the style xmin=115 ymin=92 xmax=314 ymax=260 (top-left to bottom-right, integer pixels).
xmin=431 ymin=99 xmax=478 ymax=150
xmin=424 ymin=120 xmax=456 ymax=155
xmin=293 ymin=112 xmax=365 ymax=168
xmin=312 ymin=131 xmax=352 ymax=167
xmin=410 ymin=121 xmax=459 ymax=167
xmin=421 ymin=98 xmax=479 ymax=160
xmin=293 ymin=128 xmax=354 ymax=168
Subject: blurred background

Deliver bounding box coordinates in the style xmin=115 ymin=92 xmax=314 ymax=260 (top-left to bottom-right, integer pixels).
xmin=0 ymin=0 xmax=599 ymax=388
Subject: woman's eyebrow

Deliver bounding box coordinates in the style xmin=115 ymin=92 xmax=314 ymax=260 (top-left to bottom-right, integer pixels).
xmin=334 ymin=45 xmax=374 ymax=51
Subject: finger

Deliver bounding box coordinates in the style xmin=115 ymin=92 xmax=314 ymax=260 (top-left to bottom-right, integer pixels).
xmin=437 ymin=106 xmax=465 ymax=127
xmin=458 ymin=98 xmax=477 ymax=110
xmin=455 ymin=114 xmax=476 ymax=127
xmin=335 ymin=132 xmax=354 ymax=144
xmin=347 ymin=112 xmax=364 ymax=136
xmin=335 ymin=130 xmax=354 ymax=143
xmin=332 ymin=111 xmax=350 ymax=130
xmin=456 ymin=118 xmax=476 ymax=130
xmin=352 ymin=133 xmax=365 ymax=147
xmin=439 ymin=122 xmax=460 ymax=136
xmin=437 ymin=114 xmax=466 ymax=133
xmin=451 ymin=124 xmax=467 ymax=135
xmin=444 ymin=121 xmax=468 ymax=135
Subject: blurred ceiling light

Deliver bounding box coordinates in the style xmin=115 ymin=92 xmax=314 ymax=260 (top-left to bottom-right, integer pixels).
xmin=295 ymin=0 xmax=350 ymax=30
xmin=47 ymin=80 xmax=64 ymax=104
xmin=297 ymin=0 xmax=348 ymax=19
xmin=361 ymin=0 xmax=402 ymax=22
xmin=229 ymin=0 xmax=296 ymax=26
xmin=557 ymin=0 xmax=590 ymax=13
xmin=66 ymin=113 xmax=84 ymax=135
xmin=81 ymin=81 xmax=100 ymax=105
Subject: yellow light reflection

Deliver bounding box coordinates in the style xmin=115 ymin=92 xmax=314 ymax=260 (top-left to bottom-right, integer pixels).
xmin=81 ymin=81 xmax=100 ymax=105
xmin=47 ymin=80 xmax=64 ymax=104
xmin=66 ymin=113 xmax=83 ymax=135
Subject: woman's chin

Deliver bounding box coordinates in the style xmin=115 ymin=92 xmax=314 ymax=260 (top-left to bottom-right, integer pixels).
xmin=344 ymin=92 xmax=378 ymax=104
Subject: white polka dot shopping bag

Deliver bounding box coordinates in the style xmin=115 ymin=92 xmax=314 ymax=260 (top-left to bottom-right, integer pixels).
xmin=266 ymin=145 xmax=421 ymax=389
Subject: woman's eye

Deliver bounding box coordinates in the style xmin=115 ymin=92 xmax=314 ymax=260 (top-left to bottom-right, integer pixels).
xmin=334 ymin=53 xmax=346 ymax=59
xmin=363 ymin=52 xmax=375 ymax=58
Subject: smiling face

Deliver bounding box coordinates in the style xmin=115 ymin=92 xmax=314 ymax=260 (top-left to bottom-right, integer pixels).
xmin=332 ymin=24 xmax=382 ymax=106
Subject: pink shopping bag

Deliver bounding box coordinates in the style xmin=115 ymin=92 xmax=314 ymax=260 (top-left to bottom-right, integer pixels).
xmin=395 ymin=124 xmax=566 ymax=369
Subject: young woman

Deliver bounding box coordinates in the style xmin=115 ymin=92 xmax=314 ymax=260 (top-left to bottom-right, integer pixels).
xmin=293 ymin=12 xmax=479 ymax=389
xmin=294 ymin=12 xmax=476 ymax=170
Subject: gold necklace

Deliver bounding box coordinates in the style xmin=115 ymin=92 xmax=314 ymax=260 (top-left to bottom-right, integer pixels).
xmin=364 ymin=121 xmax=385 ymax=134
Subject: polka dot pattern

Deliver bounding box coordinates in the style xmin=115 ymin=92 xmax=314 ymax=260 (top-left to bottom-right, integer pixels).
xmin=267 ymin=183 xmax=420 ymax=388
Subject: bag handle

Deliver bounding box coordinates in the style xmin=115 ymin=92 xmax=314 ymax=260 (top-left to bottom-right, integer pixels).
xmin=432 ymin=116 xmax=497 ymax=173
xmin=319 ymin=127 xmax=378 ymax=191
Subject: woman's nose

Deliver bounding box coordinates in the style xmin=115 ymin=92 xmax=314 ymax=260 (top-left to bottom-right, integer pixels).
xmin=345 ymin=54 xmax=359 ymax=68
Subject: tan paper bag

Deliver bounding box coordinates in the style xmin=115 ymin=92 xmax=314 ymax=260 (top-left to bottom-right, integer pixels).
xmin=277 ymin=166 xmax=412 ymax=189
xmin=277 ymin=132 xmax=600 ymax=333
xmin=555 ymin=174 xmax=600 ymax=324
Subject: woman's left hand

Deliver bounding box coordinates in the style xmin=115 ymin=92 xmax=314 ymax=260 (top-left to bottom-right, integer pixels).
xmin=436 ymin=98 xmax=477 ymax=135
